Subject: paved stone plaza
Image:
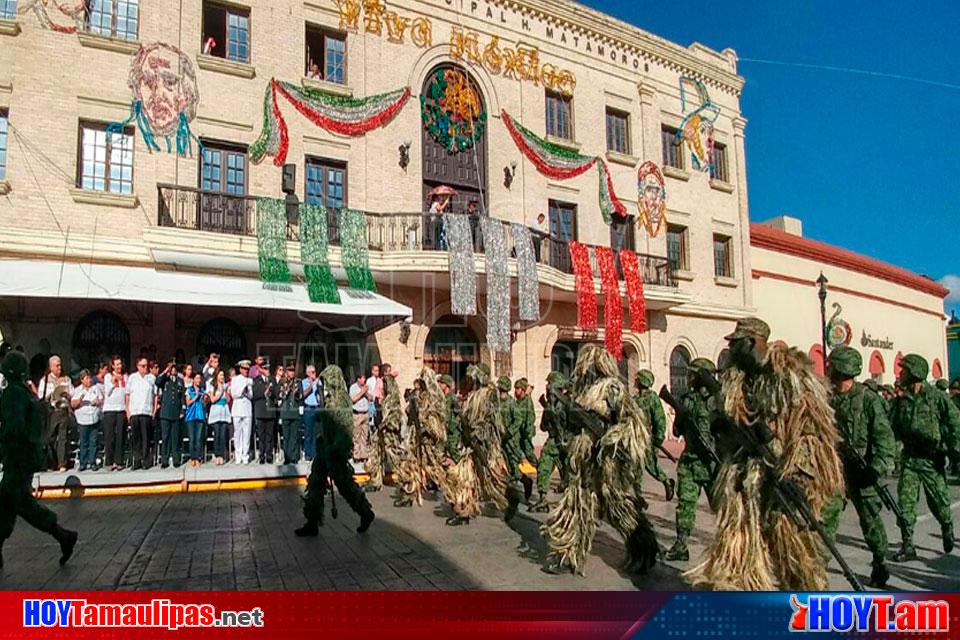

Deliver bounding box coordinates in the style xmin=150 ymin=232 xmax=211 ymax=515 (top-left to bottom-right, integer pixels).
xmin=3 ymin=462 xmax=960 ymax=591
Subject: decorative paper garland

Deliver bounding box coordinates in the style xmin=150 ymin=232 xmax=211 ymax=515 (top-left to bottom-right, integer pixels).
xmin=299 ymin=204 xmax=340 ymax=304
xmin=256 ymin=198 xmax=291 ymax=284
xmin=510 ymin=223 xmax=540 ymax=321
xmin=18 ymin=0 xmax=84 ymax=32
xmin=636 ymin=161 xmax=667 ymax=238
xmin=444 ymin=213 xmax=477 ymax=316
xmin=339 ymin=209 xmax=376 ymax=292
xmin=619 ymin=249 xmax=648 ymax=334
xmin=481 ymin=217 xmax=511 ymax=354
xmin=595 ymin=247 xmax=623 ymax=360
xmin=420 ymin=68 xmax=487 ymax=154
xmin=250 ymin=79 xmax=411 ymax=166
xmin=501 ymin=110 xmax=626 ymax=224
xmin=568 ymin=241 xmax=597 ymax=330
xmin=676 ymin=76 xmax=720 ymax=172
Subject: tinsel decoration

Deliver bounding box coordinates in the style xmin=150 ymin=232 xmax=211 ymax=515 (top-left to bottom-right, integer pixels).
xmin=510 ymin=223 xmax=540 ymax=321
xmin=250 ymin=79 xmax=411 ymax=165
xmin=299 ymin=204 xmax=340 ymax=304
xmin=339 ymin=209 xmax=376 ymax=292
xmin=420 ymin=68 xmax=487 ymax=154
xmin=568 ymin=241 xmax=597 ymax=330
xmin=256 ymin=198 xmax=292 ymax=284
xmin=444 ymin=214 xmax=477 ymax=316
xmin=619 ymin=249 xmax=648 ymax=334
xmin=501 ymin=110 xmax=627 ymax=224
xmin=595 ymin=247 xmax=623 ymax=360
xmin=480 ymin=217 xmax=511 ymax=354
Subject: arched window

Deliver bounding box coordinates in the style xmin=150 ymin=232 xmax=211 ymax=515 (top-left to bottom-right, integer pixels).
xmin=869 ymin=351 xmax=885 ymax=380
xmin=669 ymin=345 xmax=692 ymax=395
xmin=619 ymin=342 xmax=640 ymax=383
xmin=808 ymin=344 xmax=825 ymax=377
xmin=196 ymin=318 xmax=246 ymax=370
xmin=932 ymin=359 xmax=943 ymax=380
xmin=72 ymin=311 xmax=130 ymax=373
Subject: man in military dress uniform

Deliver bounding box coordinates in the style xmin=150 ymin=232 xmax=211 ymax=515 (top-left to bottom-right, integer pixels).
xmin=635 ymin=369 xmax=675 ymax=501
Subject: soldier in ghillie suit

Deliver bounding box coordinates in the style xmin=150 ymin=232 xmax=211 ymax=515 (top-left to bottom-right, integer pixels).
xmin=635 ymin=369 xmax=676 ymax=501
xmin=530 ymin=371 xmax=572 ymax=513
xmin=393 ymin=368 xmax=448 ymax=507
xmin=890 ymin=354 xmax=960 ymax=561
xmin=821 ymin=346 xmax=896 ymax=588
xmin=687 ymin=317 xmax=845 ymax=591
xmin=543 ymin=344 xmax=659 ymax=576
xmin=664 ymin=358 xmax=719 ymax=562
xmin=443 ymin=364 xmax=515 ymax=526
xmin=364 ymin=371 xmax=405 ymax=492
xmin=0 ymin=351 xmax=78 ymax=567
xmin=295 ymin=365 xmax=375 ymax=536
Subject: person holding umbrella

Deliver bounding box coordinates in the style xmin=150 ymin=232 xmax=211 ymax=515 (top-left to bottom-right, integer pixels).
xmin=427 ymin=185 xmax=457 ymax=250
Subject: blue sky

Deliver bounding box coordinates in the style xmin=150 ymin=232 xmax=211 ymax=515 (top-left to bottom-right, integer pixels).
xmin=581 ymin=0 xmax=959 ymax=309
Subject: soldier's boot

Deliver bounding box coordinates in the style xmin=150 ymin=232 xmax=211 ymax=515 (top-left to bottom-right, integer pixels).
xmin=445 ymin=515 xmax=470 ymax=526
xmin=530 ymin=492 xmax=551 ymax=513
xmin=868 ymin=559 xmax=890 ymax=589
xmin=504 ymin=484 xmax=521 ymax=522
xmin=942 ymin=523 xmax=955 ymax=554
xmin=543 ymin=555 xmax=573 ymax=576
xmin=294 ymin=520 xmax=320 ymax=537
xmin=521 ymin=475 xmax=534 ymax=503
xmin=625 ymin=516 xmax=659 ymax=575
xmin=356 ymin=508 xmax=375 ymax=533
xmin=664 ymin=533 xmax=689 ymax=561
xmin=893 ymin=541 xmax=918 ymax=562
xmin=663 ymin=478 xmax=676 ymax=502
xmin=363 ymin=482 xmax=381 ymax=493
xmin=52 ymin=525 xmax=78 ymax=566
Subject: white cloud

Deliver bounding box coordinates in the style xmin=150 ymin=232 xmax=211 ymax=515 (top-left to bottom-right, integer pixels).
xmin=941 ymin=274 xmax=960 ymax=306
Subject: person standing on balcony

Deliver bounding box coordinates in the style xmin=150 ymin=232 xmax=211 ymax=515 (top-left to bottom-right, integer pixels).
xmin=230 ymin=360 xmax=254 ymax=464
xmin=102 ymin=356 xmax=127 ymax=471
xmin=349 ymin=373 xmax=370 ymax=462
xmin=300 ymin=365 xmax=323 ymax=463
xmin=533 ymin=212 xmax=547 ymax=262
xmin=206 ymin=369 xmax=230 ymax=465
xmin=155 ymin=359 xmax=185 ymax=469
xmin=125 ymin=357 xmax=157 ymax=470
xmin=429 ymin=194 xmax=451 ymax=250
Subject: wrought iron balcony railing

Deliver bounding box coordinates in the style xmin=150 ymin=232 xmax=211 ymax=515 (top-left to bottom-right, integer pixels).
xmin=157 ymin=184 xmax=676 ymax=288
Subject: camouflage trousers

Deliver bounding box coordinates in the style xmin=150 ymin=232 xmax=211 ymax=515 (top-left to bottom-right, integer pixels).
xmin=821 ymin=486 xmax=888 ymax=563
xmin=898 ymin=455 xmax=953 ymax=541
xmin=0 ymin=469 xmax=58 ymax=543
xmin=644 ymin=444 xmax=670 ymax=485
xmin=503 ymin=426 xmax=537 ymax=482
xmin=303 ymin=450 xmax=372 ymax=524
xmin=536 ymin=437 xmax=567 ymax=495
xmin=675 ymin=455 xmax=713 ymax=535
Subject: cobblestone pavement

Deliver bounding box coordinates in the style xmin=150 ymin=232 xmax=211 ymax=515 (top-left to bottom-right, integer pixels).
xmin=3 ymin=463 xmax=960 ymax=590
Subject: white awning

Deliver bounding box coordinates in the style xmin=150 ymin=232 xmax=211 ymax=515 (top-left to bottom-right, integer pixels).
xmin=0 ymin=259 xmax=411 ymax=328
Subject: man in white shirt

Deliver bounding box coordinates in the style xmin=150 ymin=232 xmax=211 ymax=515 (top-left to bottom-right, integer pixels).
xmin=102 ymin=356 xmax=127 ymax=470
xmin=37 ymin=355 xmax=72 ymax=471
xmin=71 ymin=370 xmax=104 ymax=471
xmin=349 ymin=373 xmax=369 ymax=461
xmin=367 ymin=364 xmax=382 ymax=431
xmin=230 ymin=360 xmax=254 ymax=464
xmin=125 ymin=357 xmax=157 ymax=470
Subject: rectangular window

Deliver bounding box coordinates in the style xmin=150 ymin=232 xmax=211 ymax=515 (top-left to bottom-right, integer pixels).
xmin=548 ymin=200 xmax=577 ymax=273
xmin=666 ymin=224 xmax=688 ymax=272
xmin=0 ymin=110 xmax=7 ymax=181
xmin=545 ymin=90 xmax=572 ymax=140
xmin=305 ymin=157 xmax=346 ymax=209
xmin=86 ymin=0 xmax=139 ymax=40
xmin=661 ymin=124 xmax=683 ymax=170
xmin=710 ymin=142 xmax=729 ymax=183
xmin=713 ymin=233 xmax=733 ymax=278
xmin=78 ymin=122 xmax=133 ymax=194
xmin=202 ymin=2 xmax=249 ymax=63
xmin=305 ymin=25 xmax=346 ymax=84
xmin=200 ymin=142 xmax=246 ymax=195
xmin=0 ymin=0 xmax=16 ymax=20
xmin=605 ymin=108 xmax=629 ymax=154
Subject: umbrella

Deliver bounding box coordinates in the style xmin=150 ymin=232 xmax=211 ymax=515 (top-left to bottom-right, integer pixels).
xmin=429 ymin=185 xmax=459 ymax=197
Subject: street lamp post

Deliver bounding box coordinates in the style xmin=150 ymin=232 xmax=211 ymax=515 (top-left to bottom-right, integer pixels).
xmin=817 ymin=272 xmax=829 ymax=367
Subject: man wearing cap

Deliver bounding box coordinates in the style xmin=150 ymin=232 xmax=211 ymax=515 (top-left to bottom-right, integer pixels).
xmin=0 ymin=351 xmax=78 ymax=567
xmin=155 ymin=359 xmax=186 ymax=468
xmin=821 ymin=346 xmax=896 ymax=587
xmin=531 ymin=371 xmax=571 ymax=512
xmin=497 ymin=376 xmax=515 ymax=467
xmin=635 ymin=369 xmax=675 ymax=501
xmin=665 ymin=358 xmax=719 ymax=562
xmin=230 ymin=360 xmax=254 ymax=464
xmin=688 ymin=317 xmax=844 ymax=591
xmin=889 ymin=353 xmax=960 ymax=561
xmin=508 ymin=378 xmax=538 ymax=501
xmin=278 ymin=365 xmax=302 ymax=465
xmin=252 ymin=359 xmax=278 ymax=463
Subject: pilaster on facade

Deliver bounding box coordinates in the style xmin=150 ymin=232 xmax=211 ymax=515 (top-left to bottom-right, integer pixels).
xmin=731 ymin=115 xmax=752 ymax=308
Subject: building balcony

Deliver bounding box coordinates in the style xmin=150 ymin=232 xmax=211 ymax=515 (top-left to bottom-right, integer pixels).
xmin=151 ymin=184 xmax=686 ymax=308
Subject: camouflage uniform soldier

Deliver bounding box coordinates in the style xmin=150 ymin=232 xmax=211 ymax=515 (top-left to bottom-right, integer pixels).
xmin=890 ymin=354 xmax=960 ymax=561
xmin=635 ymin=369 xmax=675 ymax=501
xmin=935 ymin=379 xmax=949 ymax=392
xmin=439 ymin=375 xmax=462 ymax=463
xmin=950 ymin=379 xmax=960 ymax=413
xmin=665 ymin=358 xmax=718 ymax=562
xmin=0 ymin=352 xmax=78 ymax=567
xmin=507 ymin=378 xmax=537 ymax=501
xmin=530 ymin=372 xmax=571 ymax=512
xmin=821 ymin=347 xmax=896 ymax=588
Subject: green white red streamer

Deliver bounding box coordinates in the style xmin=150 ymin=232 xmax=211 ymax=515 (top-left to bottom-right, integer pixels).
xmin=569 ymin=241 xmax=597 ymax=330
xmin=501 ymin=110 xmax=626 ymax=224
xmin=250 ymin=79 xmax=411 ymax=166
xmin=595 ymin=247 xmax=623 ymax=360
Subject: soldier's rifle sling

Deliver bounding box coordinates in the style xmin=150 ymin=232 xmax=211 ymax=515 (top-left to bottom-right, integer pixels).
xmin=658 ymin=385 xmax=719 ymax=465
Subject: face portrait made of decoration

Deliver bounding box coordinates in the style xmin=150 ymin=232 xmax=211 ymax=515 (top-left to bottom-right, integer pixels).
xmin=677 ymin=76 xmax=720 ymax=172
xmin=636 ymin=161 xmax=666 ymax=238
xmin=131 ymin=43 xmax=200 ymax=137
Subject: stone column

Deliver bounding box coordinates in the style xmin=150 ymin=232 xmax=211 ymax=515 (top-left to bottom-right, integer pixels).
xmin=731 ymin=115 xmax=753 ymax=308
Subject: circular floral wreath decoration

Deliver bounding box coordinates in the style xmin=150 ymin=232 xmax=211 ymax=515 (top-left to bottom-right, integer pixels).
xmin=420 ymin=68 xmax=487 ymax=154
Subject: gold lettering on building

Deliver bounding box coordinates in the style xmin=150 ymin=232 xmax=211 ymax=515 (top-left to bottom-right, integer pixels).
xmin=335 ymin=0 xmax=361 ymax=31
xmin=363 ymin=0 xmax=385 ymax=34
xmin=335 ymin=0 xmax=431 ymax=47
xmin=451 ymin=28 xmax=575 ymax=96
xmin=410 ymin=17 xmax=432 ymax=48
xmin=384 ymin=12 xmax=410 ymax=43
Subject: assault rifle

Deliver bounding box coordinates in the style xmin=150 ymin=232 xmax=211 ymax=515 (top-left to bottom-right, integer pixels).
xmin=658 ymin=385 xmax=719 ymax=465
xmin=699 ymin=371 xmax=865 ymax=592
xmin=838 ymin=441 xmax=908 ymax=536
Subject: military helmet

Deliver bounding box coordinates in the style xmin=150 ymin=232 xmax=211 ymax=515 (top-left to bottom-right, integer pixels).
xmin=899 ymin=354 xmax=929 ymax=382
xmin=935 ymin=378 xmax=948 ymax=391
xmin=496 ymin=376 xmax=512 ymax=392
xmin=688 ymin=358 xmax=717 ymax=375
xmin=514 ymin=377 xmax=530 ymax=390
xmin=546 ymin=371 xmax=569 ymax=387
xmin=0 ymin=350 xmax=28 ymax=383
xmin=635 ymin=369 xmax=655 ymax=388
xmin=950 ymin=378 xmax=960 ymax=391
xmin=828 ymin=346 xmax=862 ymax=378
xmin=439 ymin=374 xmax=455 ymax=388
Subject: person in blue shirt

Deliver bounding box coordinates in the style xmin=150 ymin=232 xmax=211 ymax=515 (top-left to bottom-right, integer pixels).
xmin=301 ymin=365 xmax=324 ymax=462
xmin=184 ymin=372 xmax=206 ymax=467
